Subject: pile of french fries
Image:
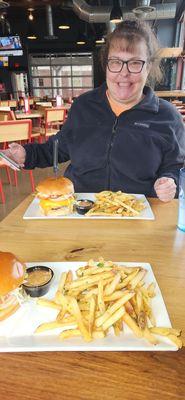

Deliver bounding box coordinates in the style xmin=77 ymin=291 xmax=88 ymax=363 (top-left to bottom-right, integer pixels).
xmin=35 ymin=258 xmax=182 ymax=348
xmin=85 ymin=191 xmax=145 ymax=217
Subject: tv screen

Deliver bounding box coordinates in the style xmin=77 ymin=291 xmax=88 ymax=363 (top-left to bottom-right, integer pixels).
xmin=0 ymin=36 xmax=23 ymax=56
xmin=0 ymin=56 xmax=8 ymax=67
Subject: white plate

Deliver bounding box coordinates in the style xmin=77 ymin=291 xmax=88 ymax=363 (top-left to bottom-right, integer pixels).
xmin=23 ymin=193 xmax=155 ymax=220
xmin=0 ymin=262 xmax=176 ymax=352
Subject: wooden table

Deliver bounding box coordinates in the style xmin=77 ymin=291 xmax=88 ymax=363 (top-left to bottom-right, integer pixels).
xmin=0 ymin=197 xmax=185 ymax=400
xmin=155 ymin=90 xmax=185 ymax=98
xmin=15 ymin=111 xmax=42 ymax=119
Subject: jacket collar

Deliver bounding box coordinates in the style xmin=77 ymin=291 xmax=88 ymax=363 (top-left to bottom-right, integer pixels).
xmin=96 ymin=82 xmax=159 ymax=114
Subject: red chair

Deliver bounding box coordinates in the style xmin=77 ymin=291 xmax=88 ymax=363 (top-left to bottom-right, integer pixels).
xmin=0 ymin=175 xmax=5 ymax=203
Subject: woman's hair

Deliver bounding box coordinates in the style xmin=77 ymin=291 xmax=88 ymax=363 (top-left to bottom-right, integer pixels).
xmin=100 ymin=17 xmax=162 ymax=85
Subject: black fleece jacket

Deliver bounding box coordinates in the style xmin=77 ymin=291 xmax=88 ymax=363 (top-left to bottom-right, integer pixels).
xmin=24 ymin=83 xmax=185 ymax=196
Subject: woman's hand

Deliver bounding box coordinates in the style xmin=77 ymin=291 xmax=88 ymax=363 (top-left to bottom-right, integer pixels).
xmin=154 ymin=177 xmax=176 ymax=202
xmin=0 ymin=143 xmax=26 ymax=169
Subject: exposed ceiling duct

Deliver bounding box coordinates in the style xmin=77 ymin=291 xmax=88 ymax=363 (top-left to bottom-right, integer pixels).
xmin=133 ymin=0 xmax=155 ymax=15
xmin=72 ymin=0 xmax=176 ymax=22
xmin=73 ymin=0 xmax=111 ymax=23
xmin=44 ymin=4 xmax=58 ymax=40
xmin=0 ymin=0 xmax=9 ymax=9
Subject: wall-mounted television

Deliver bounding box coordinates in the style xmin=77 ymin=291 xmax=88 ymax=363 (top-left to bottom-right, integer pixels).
xmin=0 ymin=56 xmax=8 ymax=67
xmin=0 ymin=36 xmax=23 ymax=56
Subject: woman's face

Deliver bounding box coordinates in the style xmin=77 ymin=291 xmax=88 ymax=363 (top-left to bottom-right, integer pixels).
xmin=106 ymin=39 xmax=150 ymax=104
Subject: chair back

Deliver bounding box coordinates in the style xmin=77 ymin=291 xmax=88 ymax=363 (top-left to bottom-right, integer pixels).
xmin=0 ymin=110 xmax=16 ymax=121
xmin=0 ymin=101 xmax=9 ymax=107
xmin=45 ymin=107 xmax=66 ymax=123
xmin=8 ymin=100 xmax=18 ymax=108
xmin=0 ymin=119 xmax=32 ymax=143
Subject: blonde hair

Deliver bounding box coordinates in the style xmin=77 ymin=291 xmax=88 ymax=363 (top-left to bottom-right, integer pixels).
xmin=100 ymin=17 xmax=162 ymax=85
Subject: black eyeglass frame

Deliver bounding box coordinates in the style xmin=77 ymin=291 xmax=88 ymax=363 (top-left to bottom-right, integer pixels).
xmin=107 ymin=59 xmax=146 ymax=74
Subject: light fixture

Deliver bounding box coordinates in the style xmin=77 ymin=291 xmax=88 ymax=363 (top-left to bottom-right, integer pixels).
xmin=110 ymin=0 xmax=123 ymax=24
xmin=95 ymin=37 xmax=105 ymax=45
xmin=58 ymin=11 xmax=70 ymax=30
xmin=27 ymin=33 xmax=37 ymax=40
xmin=27 ymin=22 xmax=37 ymax=39
xmin=77 ymin=39 xmax=85 ymax=45
xmin=28 ymin=8 xmax=34 ymax=21
xmin=58 ymin=24 xmax=70 ymax=30
xmin=76 ymin=30 xmax=86 ymax=45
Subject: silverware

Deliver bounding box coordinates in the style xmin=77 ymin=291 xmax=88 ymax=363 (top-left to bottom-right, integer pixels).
xmin=53 ymin=139 xmax=59 ymax=178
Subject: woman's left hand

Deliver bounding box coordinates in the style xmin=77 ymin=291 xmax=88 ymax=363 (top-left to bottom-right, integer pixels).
xmin=154 ymin=177 xmax=176 ymax=202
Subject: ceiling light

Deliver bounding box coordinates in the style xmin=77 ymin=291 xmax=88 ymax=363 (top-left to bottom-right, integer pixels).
xmin=27 ymin=34 xmax=37 ymax=40
xmin=95 ymin=38 xmax=105 ymax=44
xmin=76 ymin=30 xmax=86 ymax=45
xmin=28 ymin=8 xmax=34 ymax=21
xmin=58 ymin=24 xmax=70 ymax=30
xmin=27 ymin=21 xmax=37 ymax=40
xmin=0 ymin=1 xmax=9 ymax=9
xmin=77 ymin=40 xmax=85 ymax=45
xmin=110 ymin=0 xmax=122 ymax=24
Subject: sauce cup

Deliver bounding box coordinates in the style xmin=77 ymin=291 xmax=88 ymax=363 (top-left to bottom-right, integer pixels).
xmin=22 ymin=265 xmax=54 ymax=297
xmin=75 ymin=199 xmax=94 ymax=215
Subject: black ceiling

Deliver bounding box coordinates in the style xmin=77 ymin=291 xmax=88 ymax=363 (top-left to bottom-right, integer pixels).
xmin=0 ymin=0 xmax=183 ymax=52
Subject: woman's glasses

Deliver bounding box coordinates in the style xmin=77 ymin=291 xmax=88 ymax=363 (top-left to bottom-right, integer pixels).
xmin=107 ymin=58 xmax=146 ymax=74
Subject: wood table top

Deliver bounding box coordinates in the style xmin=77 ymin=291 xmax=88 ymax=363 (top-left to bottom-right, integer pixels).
xmin=0 ymin=196 xmax=184 ymax=400
xmin=155 ymin=90 xmax=185 ymax=98
xmin=15 ymin=112 xmax=42 ymax=119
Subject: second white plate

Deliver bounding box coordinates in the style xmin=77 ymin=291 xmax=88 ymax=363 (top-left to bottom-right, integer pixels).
xmin=0 ymin=262 xmax=176 ymax=352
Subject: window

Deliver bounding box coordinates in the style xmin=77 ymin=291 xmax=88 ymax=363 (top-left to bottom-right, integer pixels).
xmin=29 ymin=53 xmax=94 ymax=99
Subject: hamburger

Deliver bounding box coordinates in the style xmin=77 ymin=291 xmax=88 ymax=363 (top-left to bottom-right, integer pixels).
xmin=36 ymin=176 xmax=75 ymax=216
xmin=0 ymin=251 xmax=26 ymax=321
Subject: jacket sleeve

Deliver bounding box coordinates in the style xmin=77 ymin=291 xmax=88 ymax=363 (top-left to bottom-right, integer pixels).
xmin=157 ymin=111 xmax=185 ymax=184
xmin=23 ymin=109 xmax=73 ymax=170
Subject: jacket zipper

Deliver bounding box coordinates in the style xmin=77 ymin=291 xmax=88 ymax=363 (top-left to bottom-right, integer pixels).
xmin=107 ymin=117 xmax=119 ymax=189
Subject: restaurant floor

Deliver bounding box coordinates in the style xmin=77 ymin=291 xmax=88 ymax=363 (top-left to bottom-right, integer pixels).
xmin=0 ymin=162 xmax=68 ymax=221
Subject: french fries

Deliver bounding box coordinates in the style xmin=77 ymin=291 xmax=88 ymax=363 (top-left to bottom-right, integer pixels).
xmin=34 ymin=258 xmax=183 ymax=349
xmin=85 ymin=191 xmax=146 ymax=217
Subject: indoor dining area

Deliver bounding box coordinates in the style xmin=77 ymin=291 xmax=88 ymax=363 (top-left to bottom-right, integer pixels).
xmin=0 ymin=1 xmax=185 ymax=400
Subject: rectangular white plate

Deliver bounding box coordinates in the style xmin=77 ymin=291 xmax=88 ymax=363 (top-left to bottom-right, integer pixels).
xmin=0 ymin=262 xmax=176 ymax=352
xmin=23 ymin=193 xmax=154 ymax=220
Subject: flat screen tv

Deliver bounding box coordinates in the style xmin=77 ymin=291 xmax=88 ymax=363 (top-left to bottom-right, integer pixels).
xmin=0 ymin=36 xmax=23 ymax=56
xmin=0 ymin=56 xmax=8 ymax=67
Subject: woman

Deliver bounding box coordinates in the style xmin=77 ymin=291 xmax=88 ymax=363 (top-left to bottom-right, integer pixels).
xmin=1 ymin=18 xmax=185 ymax=201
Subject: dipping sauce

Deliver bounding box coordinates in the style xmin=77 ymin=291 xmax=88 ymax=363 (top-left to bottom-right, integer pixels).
xmin=23 ymin=266 xmax=54 ymax=297
xmin=77 ymin=200 xmax=93 ymax=207
xmin=75 ymin=199 xmax=94 ymax=215
xmin=25 ymin=268 xmax=52 ymax=287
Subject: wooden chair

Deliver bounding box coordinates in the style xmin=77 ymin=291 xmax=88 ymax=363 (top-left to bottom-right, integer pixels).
xmin=0 ymin=101 xmax=9 ymax=107
xmin=0 ymin=120 xmax=35 ymax=201
xmin=8 ymin=100 xmax=18 ymax=109
xmin=0 ymin=109 xmax=16 ymax=121
xmin=33 ymin=107 xmax=66 ymax=141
